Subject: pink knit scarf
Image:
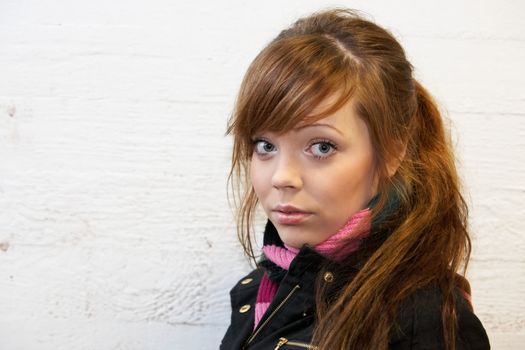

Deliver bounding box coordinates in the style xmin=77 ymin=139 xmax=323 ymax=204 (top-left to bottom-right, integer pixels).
xmin=253 ymin=208 xmax=371 ymax=329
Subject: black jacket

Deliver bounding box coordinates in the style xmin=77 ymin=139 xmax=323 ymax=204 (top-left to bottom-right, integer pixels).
xmin=220 ymin=243 xmax=490 ymax=350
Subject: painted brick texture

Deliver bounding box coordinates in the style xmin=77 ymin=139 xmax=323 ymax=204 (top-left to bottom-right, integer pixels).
xmin=1 ymin=0 xmax=524 ymax=349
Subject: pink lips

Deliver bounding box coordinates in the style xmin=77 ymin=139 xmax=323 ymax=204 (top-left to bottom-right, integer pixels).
xmin=272 ymin=204 xmax=312 ymax=225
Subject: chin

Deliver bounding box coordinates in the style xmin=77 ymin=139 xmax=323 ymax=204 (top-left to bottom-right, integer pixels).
xmin=277 ymin=229 xmax=314 ymax=249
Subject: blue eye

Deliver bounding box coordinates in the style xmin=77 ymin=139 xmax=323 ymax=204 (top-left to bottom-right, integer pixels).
xmin=253 ymin=139 xmax=276 ymax=155
xmin=309 ymin=141 xmax=336 ymax=158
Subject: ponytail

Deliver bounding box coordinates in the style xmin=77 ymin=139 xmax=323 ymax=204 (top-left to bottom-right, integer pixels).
xmin=312 ymin=81 xmax=470 ymax=350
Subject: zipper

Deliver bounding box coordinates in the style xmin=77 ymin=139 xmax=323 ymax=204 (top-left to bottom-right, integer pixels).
xmin=274 ymin=337 xmax=318 ymax=349
xmin=244 ymin=284 xmax=301 ymax=347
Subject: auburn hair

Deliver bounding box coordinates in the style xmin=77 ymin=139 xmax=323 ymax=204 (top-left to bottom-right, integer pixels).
xmin=226 ymin=8 xmax=471 ymax=350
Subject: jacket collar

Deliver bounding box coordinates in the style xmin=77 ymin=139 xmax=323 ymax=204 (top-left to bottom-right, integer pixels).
xmin=260 ymin=219 xmax=359 ymax=277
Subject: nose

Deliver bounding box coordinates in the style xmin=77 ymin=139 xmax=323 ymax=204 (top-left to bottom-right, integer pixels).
xmin=271 ymin=155 xmax=303 ymax=190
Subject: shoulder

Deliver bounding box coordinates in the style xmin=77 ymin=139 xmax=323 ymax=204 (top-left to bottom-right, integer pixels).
xmin=391 ymin=284 xmax=490 ymax=349
xmin=229 ymin=267 xmax=264 ymax=296
xmin=221 ymin=268 xmax=264 ymax=350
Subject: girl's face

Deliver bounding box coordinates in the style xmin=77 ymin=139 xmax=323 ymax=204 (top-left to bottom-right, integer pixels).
xmin=250 ymin=97 xmax=378 ymax=248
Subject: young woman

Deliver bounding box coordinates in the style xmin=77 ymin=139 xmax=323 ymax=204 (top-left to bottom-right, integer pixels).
xmin=220 ymin=8 xmax=490 ymax=350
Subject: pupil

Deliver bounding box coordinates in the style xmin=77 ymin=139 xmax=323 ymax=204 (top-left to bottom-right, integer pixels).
xmin=320 ymin=143 xmax=329 ymax=153
xmin=264 ymin=143 xmax=273 ymax=152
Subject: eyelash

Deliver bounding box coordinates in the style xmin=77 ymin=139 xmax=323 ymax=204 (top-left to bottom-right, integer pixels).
xmin=309 ymin=139 xmax=338 ymax=159
xmin=250 ymin=138 xmax=338 ymax=159
xmin=251 ymin=138 xmax=274 ymax=156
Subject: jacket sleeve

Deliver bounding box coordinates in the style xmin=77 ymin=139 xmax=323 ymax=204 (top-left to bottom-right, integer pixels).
xmin=390 ymin=286 xmax=490 ymax=350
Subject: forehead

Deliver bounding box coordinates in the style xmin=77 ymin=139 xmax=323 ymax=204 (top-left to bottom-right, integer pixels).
xmin=294 ymin=96 xmax=358 ymax=131
xmin=252 ymin=92 xmax=357 ymax=138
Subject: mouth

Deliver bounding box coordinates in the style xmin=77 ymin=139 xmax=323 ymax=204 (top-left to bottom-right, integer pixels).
xmin=272 ymin=204 xmax=313 ymax=225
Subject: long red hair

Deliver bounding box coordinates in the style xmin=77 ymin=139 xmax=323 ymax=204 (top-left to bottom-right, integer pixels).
xmin=227 ymin=8 xmax=470 ymax=350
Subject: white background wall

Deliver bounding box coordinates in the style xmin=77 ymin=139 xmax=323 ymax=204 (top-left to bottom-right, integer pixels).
xmin=0 ymin=0 xmax=523 ymax=349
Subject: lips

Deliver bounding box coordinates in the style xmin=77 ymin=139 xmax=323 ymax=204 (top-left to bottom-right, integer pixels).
xmin=272 ymin=204 xmax=312 ymax=225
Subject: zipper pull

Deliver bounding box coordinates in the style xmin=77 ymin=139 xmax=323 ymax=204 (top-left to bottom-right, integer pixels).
xmin=274 ymin=337 xmax=288 ymax=350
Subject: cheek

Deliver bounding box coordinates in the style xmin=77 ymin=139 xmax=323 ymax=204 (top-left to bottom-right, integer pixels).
xmin=250 ymin=159 xmax=269 ymax=197
xmin=360 ymin=155 xmax=378 ymax=195
xmin=322 ymin=157 xmax=376 ymax=205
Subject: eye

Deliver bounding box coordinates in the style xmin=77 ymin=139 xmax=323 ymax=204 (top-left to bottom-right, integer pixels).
xmin=252 ymin=139 xmax=276 ymax=156
xmin=308 ymin=140 xmax=337 ymax=159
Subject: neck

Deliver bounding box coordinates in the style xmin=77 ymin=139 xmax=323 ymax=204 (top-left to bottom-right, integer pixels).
xmin=263 ymin=207 xmax=372 ymax=268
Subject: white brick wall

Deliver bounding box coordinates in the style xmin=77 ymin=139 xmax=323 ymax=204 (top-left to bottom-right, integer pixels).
xmin=0 ymin=0 xmax=523 ymax=349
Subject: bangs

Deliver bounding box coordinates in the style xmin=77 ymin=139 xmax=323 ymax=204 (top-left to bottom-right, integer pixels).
xmin=230 ymin=35 xmax=360 ymax=157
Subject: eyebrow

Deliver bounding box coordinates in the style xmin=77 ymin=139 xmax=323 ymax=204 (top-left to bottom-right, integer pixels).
xmin=293 ymin=123 xmax=344 ymax=136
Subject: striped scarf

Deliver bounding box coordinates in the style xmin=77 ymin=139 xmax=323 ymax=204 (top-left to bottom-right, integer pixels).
xmin=254 ymin=208 xmax=371 ymax=329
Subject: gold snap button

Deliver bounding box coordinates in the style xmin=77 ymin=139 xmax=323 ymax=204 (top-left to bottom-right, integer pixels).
xmin=240 ymin=278 xmax=253 ymax=285
xmin=239 ymin=304 xmax=251 ymax=313
xmin=323 ymin=271 xmax=334 ymax=283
